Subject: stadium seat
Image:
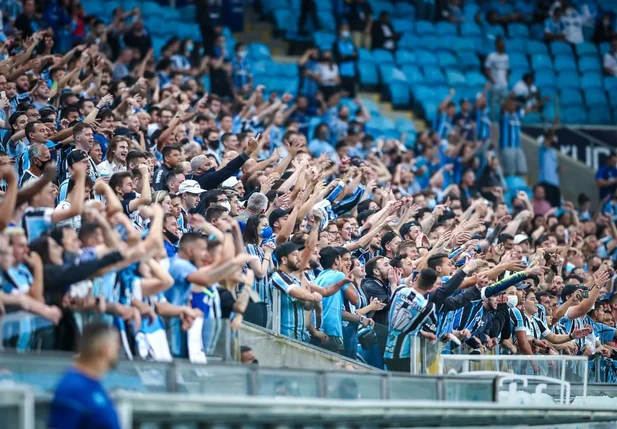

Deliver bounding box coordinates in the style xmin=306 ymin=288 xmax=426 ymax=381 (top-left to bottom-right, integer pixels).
xmin=437 ymin=52 xmax=457 ymax=68
xmin=415 ymin=50 xmax=438 ymax=66
xmin=600 ymin=42 xmax=611 ymax=56
xmin=273 ymin=9 xmax=291 ymax=32
xmin=609 ymin=91 xmax=617 ymax=107
xmin=317 ymin=11 xmax=336 ymax=31
xmin=554 ymin=55 xmax=577 ymax=72
xmin=446 ymin=70 xmax=466 ymax=86
xmin=378 ymin=64 xmax=398 ymax=85
xmin=578 ymin=57 xmax=601 ymax=73
xmin=604 ymin=77 xmax=617 ymax=92
xmin=535 ymin=70 xmax=556 ymax=89
xmin=315 ymin=0 xmax=332 ymax=10
xmin=522 ymin=112 xmax=541 ymax=124
xmin=395 ymin=50 xmax=416 ymax=66
xmin=562 ymin=106 xmax=587 ymax=123
xmin=372 ymin=1 xmax=395 ymax=15
xmin=509 ymin=68 xmax=529 ymax=88
xmin=509 ymin=53 xmax=530 ymax=70
xmin=560 ymin=89 xmax=584 ymax=106
xmin=508 ymin=23 xmax=529 ymax=39
xmin=358 ymin=62 xmax=379 ymax=86
xmin=460 ymin=22 xmax=482 ymax=37
xmin=358 ymin=48 xmax=374 ymax=63
xmin=252 ymin=59 xmax=274 ymax=76
xmin=466 ymin=71 xmax=486 ymax=87
xmin=485 ymin=24 xmax=505 ymax=38
xmin=505 ymin=176 xmax=529 ymax=192
xmin=587 ymin=107 xmax=613 ymax=124
xmin=277 ymin=63 xmax=298 ymax=79
xmin=576 ymin=43 xmax=598 ymax=58
xmin=451 ymin=37 xmax=475 ymax=52
xmin=389 ymin=83 xmax=411 ymax=108
xmin=542 ymin=101 xmax=556 ymax=121
xmin=411 ymin=85 xmax=436 ymax=105
xmin=464 ymin=2 xmax=480 ymax=22
xmin=531 ymin=54 xmax=553 ymax=71
xmin=395 ymin=118 xmax=417 ymax=133
xmin=372 ymin=49 xmax=395 ymax=64
xmin=526 ymin=40 xmax=549 ymax=56
xmin=436 ymin=21 xmax=457 ymax=35
xmin=505 ymin=38 xmax=526 ymax=53
xmin=401 ymin=65 xmax=424 ymax=84
xmin=530 ymin=23 xmax=544 ymax=39
xmin=399 ymin=34 xmax=421 ymax=50
xmin=392 ymin=18 xmax=414 ymax=34
xmin=580 ymin=72 xmax=603 ymax=90
xmin=556 ymin=71 xmax=580 ymax=90
xmin=422 ymin=66 xmax=446 ymax=84
xmin=584 ymin=89 xmax=609 ymax=107
xmin=550 ymin=41 xmax=572 ymax=56
xmin=313 ymin=32 xmax=336 ymax=50
xmin=249 ymin=43 xmax=271 ymax=60
xmin=457 ymin=51 xmax=480 ymax=70
xmin=395 ymin=2 xmax=416 ymax=18
xmin=416 ymin=20 xmax=437 ymax=35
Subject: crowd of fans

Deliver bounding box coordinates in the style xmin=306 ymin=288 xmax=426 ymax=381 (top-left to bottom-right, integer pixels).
xmin=0 ymin=0 xmax=616 ymax=379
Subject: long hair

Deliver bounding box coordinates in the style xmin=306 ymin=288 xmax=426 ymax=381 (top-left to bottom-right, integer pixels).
xmin=243 ymin=214 xmax=266 ymax=246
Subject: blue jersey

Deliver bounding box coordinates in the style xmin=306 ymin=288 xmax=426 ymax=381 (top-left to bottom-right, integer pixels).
xmin=21 ymin=207 xmax=53 ymax=243
xmin=245 ymin=243 xmax=271 ymax=306
xmin=270 ymin=270 xmax=308 ymax=341
xmin=166 ymin=257 xmax=198 ymax=306
xmin=48 ymin=368 xmax=120 ymax=429
xmin=434 ymin=112 xmax=453 ymax=140
xmin=315 ymin=269 xmax=348 ymax=338
xmin=499 ymin=109 xmax=524 ymax=149
xmin=385 ymin=287 xmax=432 ymax=359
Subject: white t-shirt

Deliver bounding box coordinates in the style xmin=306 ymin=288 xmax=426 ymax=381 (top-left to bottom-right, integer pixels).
xmin=512 ymin=80 xmax=539 ymax=109
xmin=562 ymin=9 xmax=591 ymax=44
xmin=604 ymin=52 xmax=617 ymax=75
xmin=317 ymin=63 xmax=340 ymax=86
xmin=484 ymin=52 xmax=510 ymax=89
xmin=55 ymin=200 xmax=81 ymax=230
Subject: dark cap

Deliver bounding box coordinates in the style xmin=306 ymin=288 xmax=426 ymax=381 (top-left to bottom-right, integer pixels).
xmin=274 ymin=242 xmax=301 ymax=261
xmin=561 ymin=284 xmax=586 ymax=302
xmin=113 ymin=126 xmax=131 ymax=137
xmin=515 ymin=282 xmax=529 ymax=290
xmin=66 ymin=149 xmax=88 ymax=167
xmin=269 ymin=208 xmax=290 ymax=227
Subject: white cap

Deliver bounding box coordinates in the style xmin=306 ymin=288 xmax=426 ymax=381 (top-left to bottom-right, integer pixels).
xmin=178 ymin=180 xmax=206 ymax=195
xmin=514 ymin=234 xmax=529 ymax=245
xmin=221 ymin=176 xmax=240 ymax=188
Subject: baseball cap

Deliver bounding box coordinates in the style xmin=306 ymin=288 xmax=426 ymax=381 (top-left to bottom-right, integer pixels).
xmin=66 ymin=150 xmax=88 ymax=168
xmin=274 ymin=242 xmax=301 ymax=261
xmin=178 ymin=180 xmax=206 ymax=195
xmin=269 ymin=208 xmax=290 ymax=227
xmin=561 ymin=284 xmax=587 ymax=302
xmin=514 ymin=234 xmax=529 ymax=245
xmin=515 ymin=282 xmax=530 ymax=290
xmin=221 ymin=176 xmax=239 ymax=188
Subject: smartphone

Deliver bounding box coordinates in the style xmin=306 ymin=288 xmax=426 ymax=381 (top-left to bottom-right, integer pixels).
xmin=1 ymin=91 xmax=6 ymax=100
xmin=580 ymin=290 xmax=589 ymax=299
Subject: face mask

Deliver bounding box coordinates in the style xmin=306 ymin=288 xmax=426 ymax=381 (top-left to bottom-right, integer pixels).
xmin=259 ymin=226 xmax=273 ymax=239
xmin=123 ymin=192 xmax=137 ymax=200
xmin=219 ymin=201 xmax=231 ymax=212
xmin=507 ymin=295 xmax=518 ymax=309
xmin=427 ymin=198 xmax=437 ymax=210
xmin=208 ymin=138 xmax=220 ymax=148
xmin=164 ymin=229 xmax=180 ymax=245
xmin=238 ymin=50 xmax=247 ymax=59
xmin=340 ymin=31 xmax=350 ymax=39
xmin=186 ymin=43 xmax=194 ymax=53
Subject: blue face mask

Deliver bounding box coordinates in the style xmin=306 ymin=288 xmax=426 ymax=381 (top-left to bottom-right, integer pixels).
xmin=260 ymin=226 xmax=273 ymax=239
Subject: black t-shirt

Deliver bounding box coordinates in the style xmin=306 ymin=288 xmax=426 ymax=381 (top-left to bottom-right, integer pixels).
xmin=152 ymin=164 xmax=171 ymax=191
xmin=217 ymin=287 xmax=236 ymax=319
xmin=349 ymin=3 xmax=373 ymax=32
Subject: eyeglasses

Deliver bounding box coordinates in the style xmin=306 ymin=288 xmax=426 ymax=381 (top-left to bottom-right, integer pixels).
xmin=217 ymin=198 xmax=229 ymax=203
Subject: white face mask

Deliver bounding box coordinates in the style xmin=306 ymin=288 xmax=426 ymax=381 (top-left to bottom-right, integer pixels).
xmin=507 ymin=295 xmax=518 ymax=309
xmin=219 ymin=201 xmax=231 ymax=212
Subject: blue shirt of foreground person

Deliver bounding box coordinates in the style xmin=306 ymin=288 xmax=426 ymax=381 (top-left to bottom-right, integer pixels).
xmin=48 ymin=323 xmax=121 ymax=429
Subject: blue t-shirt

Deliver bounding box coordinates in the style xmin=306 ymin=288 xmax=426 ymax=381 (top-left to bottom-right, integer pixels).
xmin=596 ymin=164 xmax=617 ymax=201
xmin=315 ymin=269 xmax=348 ymax=338
xmin=48 ymin=368 xmax=120 ymax=429
xmin=166 ymin=257 xmax=198 ymax=306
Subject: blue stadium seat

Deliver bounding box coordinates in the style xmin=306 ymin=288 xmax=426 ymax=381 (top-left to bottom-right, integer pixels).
xmin=401 ymin=65 xmax=424 ymax=84
xmin=378 ymin=64 xmax=397 ymax=85
xmin=461 ymin=22 xmax=482 ymax=37
xmin=550 ymin=41 xmax=572 ymax=56
xmin=317 ymin=11 xmax=336 ymax=32
xmin=261 ymin=0 xmax=289 ymax=16
xmin=446 ymin=70 xmax=467 ymax=86
xmin=508 ymin=23 xmax=529 ymax=39
xmin=395 ymin=50 xmax=416 ymax=66
xmin=389 ymin=83 xmax=411 ymax=108
xmin=314 ymin=32 xmax=336 ymax=50
xmin=535 ymin=70 xmax=556 ymax=89
xmin=506 ymin=38 xmax=526 ymax=53
xmin=560 ymin=89 xmax=584 ymax=106
xmin=505 ymin=176 xmax=529 ymax=193
xmin=437 ymin=52 xmax=457 ymax=68
xmin=372 ymin=49 xmax=395 ymax=64
xmin=522 ymin=112 xmax=541 ymax=124
xmin=485 ymin=24 xmax=505 ymax=38
xmin=422 ymin=66 xmax=446 ymax=84
xmin=604 ymin=77 xmax=617 ymax=92
xmin=576 ymin=43 xmax=598 ymax=58
xmin=609 ymin=91 xmax=617 ymax=107
xmin=395 ymin=2 xmax=416 ymax=18
xmin=554 ymin=55 xmax=577 ymax=72
xmin=587 ymin=107 xmax=613 ymax=124
xmin=392 ymin=18 xmax=414 ymax=34
xmin=530 ymin=23 xmax=545 ymax=39
xmin=451 ymin=37 xmax=475 ymax=52
xmin=526 ymin=40 xmax=548 ymax=56
xmin=509 ymin=68 xmax=529 ymax=88
xmin=252 ymin=59 xmax=274 ymax=76
xmin=315 ymin=0 xmax=332 ymax=10
xmin=556 ymin=71 xmax=580 ymax=90
xmin=273 ymin=9 xmax=291 ymax=32
xmin=580 ymin=72 xmax=603 ymax=90
xmin=415 ymin=50 xmax=438 ymax=66
xmin=457 ymin=51 xmax=480 ymax=70
xmin=562 ymin=106 xmax=587 ymax=124
xmin=464 ymin=2 xmax=480 ymax=22
xmin=436 ymin=21 xmax=457 ymax=35
xmin=249 ymin=43 xmax=272 ymax=60
xmin=584 ymin=89 xmax=609 ymax=108
xmin=509 ymin=53 xmax=530 ymax=70
xmin=579 ymin=57 xmax=601 ymax=73
xmin=395 ymin=118 xmax=417 ymax=133
xmin=142 ymin=2 xmax=166 ymax=17
xmin=372 ymin=1 xmax=395 ymax=15
xmin=600 ymin=42 xmax=611 ymax=56
xmin=466 ymin=71 xmax=486 ymax=87
xmin=542 ymin=101 xmax=556 ymax=121
xmin=358 ymin=48 xmax=374 ymax=63
xmin=277 ymin=63 xmax=299 ymax=79
xmin=399 ymin=34 xmax=421 ymax=50
xmin=358 ymin=62 xmax=379 ymax=86
xmin=416 ymin=20 xmax=436 ymax=35
xmin=531 ymin=54 xmax=553 ymax=71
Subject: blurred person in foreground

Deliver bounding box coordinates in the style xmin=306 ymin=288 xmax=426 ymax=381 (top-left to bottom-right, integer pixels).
xmin=48 ymin=323 xmax=121 ymax=429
